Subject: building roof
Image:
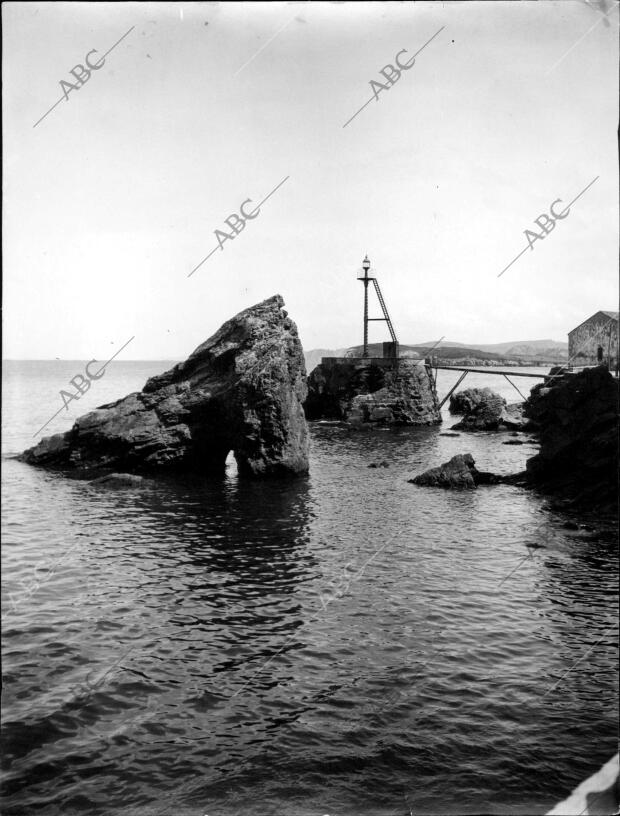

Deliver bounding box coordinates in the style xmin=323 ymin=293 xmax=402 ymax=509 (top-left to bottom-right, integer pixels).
xmin=568 ymin=310 xmax=619 ymax=335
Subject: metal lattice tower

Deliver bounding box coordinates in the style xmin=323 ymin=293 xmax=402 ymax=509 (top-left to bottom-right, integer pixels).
xmin=357 ymin=255 xmax=398 ymax=358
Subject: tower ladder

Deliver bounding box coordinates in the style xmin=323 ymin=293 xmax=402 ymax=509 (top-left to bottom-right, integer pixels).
xmin=372 ymin=278 xmax=398 ymax=344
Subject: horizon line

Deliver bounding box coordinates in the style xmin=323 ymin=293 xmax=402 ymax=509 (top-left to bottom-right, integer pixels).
xmin=3 ymin=338 xmax=571 ymax=362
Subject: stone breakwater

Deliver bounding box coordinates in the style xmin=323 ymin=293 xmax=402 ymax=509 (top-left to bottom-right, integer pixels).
xmin=20 ymin=295 xmax=310 ymax=478
xmin=304 ymin=358 xmax=441 ymax=426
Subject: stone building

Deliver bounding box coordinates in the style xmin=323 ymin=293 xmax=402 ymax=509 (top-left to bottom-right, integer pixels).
xmin=568 ymin=310 xmax=619 ymax=370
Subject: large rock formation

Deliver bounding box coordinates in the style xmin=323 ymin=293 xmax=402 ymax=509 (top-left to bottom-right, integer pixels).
xmin=450 ymin=387 xmax=526 ymax=431
xmin=21 ymin=295 xmax=310 ymax=478
xmin=524 ymin=366 xmax=618 ymax=512
xmin=304 ymin=359 xmax=441 ymax=426
xmin=409 ymin=453 xmax=501 ymax=489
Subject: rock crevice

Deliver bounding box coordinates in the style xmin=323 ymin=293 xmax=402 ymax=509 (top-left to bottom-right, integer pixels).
xmin=450 ymin=387 xmax=526 ymax=432
xmin=305 ymin=359 xmax=441 ymax=426
xmin=524 ymin=366 xmax=618 ymax=511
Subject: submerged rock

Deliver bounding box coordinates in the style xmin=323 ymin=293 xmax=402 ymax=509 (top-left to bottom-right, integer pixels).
xmin=409 ymin=453 xmax=501 ymax=489
xmin=21 ymin=295 xmax=309 ymax=478
xmin=90 ymin=473 xmax=146 ymax=488
xmin=305 ymin=359 xmax=441 ymax=426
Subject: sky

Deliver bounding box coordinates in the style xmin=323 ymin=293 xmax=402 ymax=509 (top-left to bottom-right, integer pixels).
xmin=3 ymin=0 xmax=619 ymax=360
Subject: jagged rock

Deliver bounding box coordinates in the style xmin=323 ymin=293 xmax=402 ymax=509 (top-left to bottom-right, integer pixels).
xmin=500 ymin=403 xmax=527 ymax=430
xmin=451 ymin=388 xmax=527 ymax=431
xmin=409 ymin=453 xmax=501 ymax=489
xmin=524 ymin=366 xmax=618 ymax=512
xmin=449 ymin=387 xmax=503 ymax=415
xmin=20 ymin=295 xmax=309 ymax=478
xmin=305 ymin=359 xmax=441 ymax=426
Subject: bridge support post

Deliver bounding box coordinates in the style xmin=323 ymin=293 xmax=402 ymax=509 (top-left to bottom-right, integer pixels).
xmin=438 ymin=370 xmax=469 ymax=409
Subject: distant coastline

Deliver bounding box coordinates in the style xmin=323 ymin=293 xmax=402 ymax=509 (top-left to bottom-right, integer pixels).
xmin=304 ymin=339 xmax=568 ymax=373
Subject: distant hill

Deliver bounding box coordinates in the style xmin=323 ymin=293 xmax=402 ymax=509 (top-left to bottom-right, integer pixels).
xmin=303 ymin=348 xmax=348 ymax=373
xmin=471 ymin=339 xmax=568 ymax=358
xmin=304 ymin=338 xmax=568 ymax=372
xmin=344 ymin=343 xmax=505 ymax=361
xmin=416 ymin=340 xmax=467 ymax=348
xmin=416 ymin=338 xmax=567 ymax=354
xmin=409 ymin=345 xmax=505 ymax=361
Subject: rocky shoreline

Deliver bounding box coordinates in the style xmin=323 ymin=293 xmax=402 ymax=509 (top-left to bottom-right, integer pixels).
xmin=18 ymin=291 xmax=618 ymax=518
xmin=410 ymin=366 xmax=618 ymax=518
xmin=524 ymin=366 xmax=618 ymax=515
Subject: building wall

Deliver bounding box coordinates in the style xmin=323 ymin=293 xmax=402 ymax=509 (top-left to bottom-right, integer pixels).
xmin=568 ymin=313 xmax=618 ymax=368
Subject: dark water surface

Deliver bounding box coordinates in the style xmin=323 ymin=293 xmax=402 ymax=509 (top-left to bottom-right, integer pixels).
xmin=2 ymin=362 xmax=618 ymax=815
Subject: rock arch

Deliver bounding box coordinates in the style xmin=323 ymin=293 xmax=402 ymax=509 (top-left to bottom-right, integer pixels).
xmin=21 ymin=296 xmax=310 ymax=479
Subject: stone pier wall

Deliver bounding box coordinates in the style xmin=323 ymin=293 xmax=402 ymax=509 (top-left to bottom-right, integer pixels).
xmin=304 ymin=358 xmax=441 ymax=426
